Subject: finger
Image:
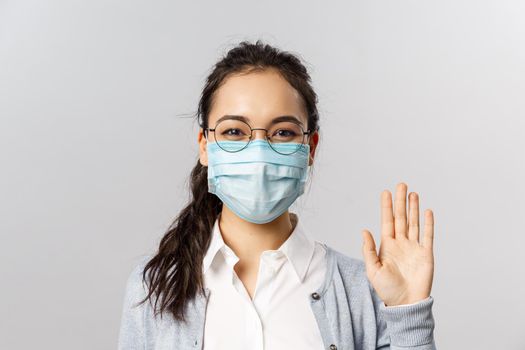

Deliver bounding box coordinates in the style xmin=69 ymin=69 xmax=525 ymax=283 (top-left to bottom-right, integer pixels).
xmin=394 ymin=182 xmax=408 ymax=239
xmin=361 ymin=230 xmax=382 ymax=278
xmin=421 ymin=209 xmax=434 ymax=250
xmin=407 ymin=192 xmax=420 ymax=242
xmin=381 ymin=190 xmax=395 ymax=239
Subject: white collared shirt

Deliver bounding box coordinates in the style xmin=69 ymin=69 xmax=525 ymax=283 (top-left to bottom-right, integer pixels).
xmin=201 ymin=212 xmax=327 ymax=350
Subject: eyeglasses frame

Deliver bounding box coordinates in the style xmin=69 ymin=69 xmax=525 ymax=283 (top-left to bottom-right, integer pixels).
xmin=203 ymin=118 xmax=317 ymax=155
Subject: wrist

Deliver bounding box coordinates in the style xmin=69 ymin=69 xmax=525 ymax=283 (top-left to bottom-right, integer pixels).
xmin=385 ymin=291 xmax=431 ymax=307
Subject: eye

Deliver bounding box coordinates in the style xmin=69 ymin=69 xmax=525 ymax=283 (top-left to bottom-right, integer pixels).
xmin=222 ymin=128 xmax=245 ymax=136
xmin=273 ymin=129 xmax=298 ymax=138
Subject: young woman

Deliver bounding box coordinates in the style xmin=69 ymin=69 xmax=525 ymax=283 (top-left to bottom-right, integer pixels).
xmin=118 ymin=40 xmax=437 ymax=350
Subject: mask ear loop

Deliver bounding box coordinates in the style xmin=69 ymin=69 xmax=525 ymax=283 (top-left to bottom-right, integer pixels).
xmin=203 ymin=126 xmax=213 ymax=142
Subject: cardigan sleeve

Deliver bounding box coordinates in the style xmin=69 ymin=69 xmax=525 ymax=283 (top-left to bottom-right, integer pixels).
xmin=117 ymin=256 xmax=150 ymax=350
xmin=368 ymin=280 xmax=437 ymax=349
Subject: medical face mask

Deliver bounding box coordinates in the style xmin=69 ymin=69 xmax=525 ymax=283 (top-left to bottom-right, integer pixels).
xmin=206 ymin=139 xmax=310 ymax=224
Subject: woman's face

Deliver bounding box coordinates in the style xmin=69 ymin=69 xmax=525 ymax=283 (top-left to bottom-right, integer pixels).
xmin=198 ymin=68 xmax=319 ymax=166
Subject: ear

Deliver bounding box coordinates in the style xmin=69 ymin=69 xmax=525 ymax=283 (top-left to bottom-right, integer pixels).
xmin=307 ymin=130 xmax=319 ymax=166
xmin=198 ymin=128 xmax=208 ymax=166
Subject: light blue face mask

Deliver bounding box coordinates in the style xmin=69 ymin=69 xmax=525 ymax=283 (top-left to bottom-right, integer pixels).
xmin=206 ymin=139 xmax=310 ymax=224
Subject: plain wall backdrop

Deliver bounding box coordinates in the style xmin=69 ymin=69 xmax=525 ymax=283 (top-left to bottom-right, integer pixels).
xmin=1 ymin=0 xmax=524 ymax=349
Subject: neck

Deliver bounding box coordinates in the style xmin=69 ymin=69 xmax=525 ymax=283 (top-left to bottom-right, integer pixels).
xmin=218 ymin=205 xmax=295 ymax=264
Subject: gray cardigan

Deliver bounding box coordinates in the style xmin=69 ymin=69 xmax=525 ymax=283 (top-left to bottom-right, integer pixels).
xmin=118 ymin=243 xmax=437 ymax=350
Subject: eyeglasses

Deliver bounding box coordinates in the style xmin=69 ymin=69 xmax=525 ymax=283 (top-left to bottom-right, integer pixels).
xmin=204 ymin=117 xmax=315 ymax=155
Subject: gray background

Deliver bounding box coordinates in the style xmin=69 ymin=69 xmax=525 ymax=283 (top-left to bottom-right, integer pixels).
xmin=1 ymin=0 xmax=524 ymax=349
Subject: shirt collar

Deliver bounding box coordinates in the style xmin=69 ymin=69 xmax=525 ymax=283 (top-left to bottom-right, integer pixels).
xmin=202 ymin=212 xmax=316 ymax=283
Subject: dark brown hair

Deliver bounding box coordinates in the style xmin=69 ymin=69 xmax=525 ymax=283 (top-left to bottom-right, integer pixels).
xmin=136 ymin=39 xmax=321 ymax=323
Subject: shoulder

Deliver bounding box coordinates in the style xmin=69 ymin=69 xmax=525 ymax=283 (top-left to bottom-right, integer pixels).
xmin=123 ymin=254 xmax=153 ymax=302
xmin=118 ymin=254 xmax=155 ymax=349
xmin=323 ymin=244 xmax=369 ymax=287
xmin=322 ymin=244 xmax=386 ymax=316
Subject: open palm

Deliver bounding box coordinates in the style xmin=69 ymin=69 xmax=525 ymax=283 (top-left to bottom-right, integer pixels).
xmin=361 ymin=183 xmax=435 ymax=307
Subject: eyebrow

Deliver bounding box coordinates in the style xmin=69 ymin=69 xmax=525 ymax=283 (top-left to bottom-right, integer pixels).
xmin=216 ymin=114 xmax=305 ymax=127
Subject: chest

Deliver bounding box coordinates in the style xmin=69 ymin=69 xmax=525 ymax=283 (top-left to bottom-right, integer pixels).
xmin=202 ymin=257 xmax=326 ymax=350
xmin=148 ymin=246 xmax=368 ymax=350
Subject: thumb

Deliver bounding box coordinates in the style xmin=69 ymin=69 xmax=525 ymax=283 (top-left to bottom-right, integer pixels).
xmin=361 ymin=230 xmax=381 ymax=279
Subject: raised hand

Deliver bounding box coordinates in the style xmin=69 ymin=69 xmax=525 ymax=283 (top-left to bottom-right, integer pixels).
xmin=361 ymin=183 xmax=435 ymax=307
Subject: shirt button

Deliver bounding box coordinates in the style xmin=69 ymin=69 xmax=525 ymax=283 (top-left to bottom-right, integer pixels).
xmin=311 ymin=292 xmax=320 ymax=300
xmin=329 ymin=344 xmax=337 ymax=350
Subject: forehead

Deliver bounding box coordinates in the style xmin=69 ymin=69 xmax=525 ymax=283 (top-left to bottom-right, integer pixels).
xmin=208 ymin=68 xmax=308 ymax=127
